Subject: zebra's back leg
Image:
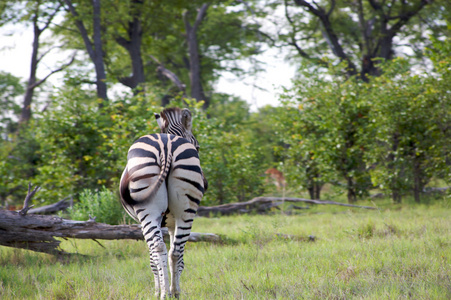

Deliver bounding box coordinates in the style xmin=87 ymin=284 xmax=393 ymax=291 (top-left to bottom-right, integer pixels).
xmin=167 ymin=188 xmax=202 ymax=297
xmin=167 ymin=218 xmax=190 ymax=299
xmin=164 ymin=214 xmax=180 ymax=298
xmin=132 ymin=188 xmax=170 ymax=299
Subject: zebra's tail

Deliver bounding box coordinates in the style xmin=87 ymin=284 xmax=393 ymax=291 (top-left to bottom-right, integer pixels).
xmin=119 ymin=169 xmax=138 ymax=221
xmin=120 ymin=151 xmax=173 ymax=208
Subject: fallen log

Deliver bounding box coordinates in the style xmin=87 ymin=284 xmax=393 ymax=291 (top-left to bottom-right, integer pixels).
xmin=27 ymin=196 xmax=73 ymax=215
xmin=0 ymin=210 xmax=221 ymax=255
xmin=1 ymin=183 xmax=221 ymax=256
xmin=197 ymin=196 xmax=377 ymax=216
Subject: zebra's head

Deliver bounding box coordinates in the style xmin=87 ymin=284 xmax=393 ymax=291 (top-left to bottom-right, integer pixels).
xmin=154 ymin=107 xmax=200 ymax=151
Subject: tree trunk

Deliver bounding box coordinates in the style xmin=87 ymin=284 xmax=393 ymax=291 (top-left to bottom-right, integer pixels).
xmin=20 ymin=19 xmax=40 ymax=123
xmin=389 ymin=132 xmax=402 ymax=203
xmin=412 ymin=150 xmax=424 ymax=204
xmin=307 ymin=183 xmax=322 ymax=200
xmin=183 ymin=4 xmax=210 ymax=109
xmin=115 ymin=1 xmax=145 ymax=93
xmin=20 ymin=2 xmax=63 ymax=124
xmin=0 ymin=210 xmax=220 ymax=256
xmin=307 ymin=186 xmax=315 ymax=200
xmin=347 ymin=177 xmax=357 ymax=203
xmin=63 ymin=0 xmax=108 ymax=103
xmin=91 ymin=0 xmax=107 ymax=102
xmin=314 ymin=182 xmax=322 ymax=200
xmin=392 ymin=190 xmax=402 ymax=204
xmin=306 ymin=167 xmax=322 ymax=200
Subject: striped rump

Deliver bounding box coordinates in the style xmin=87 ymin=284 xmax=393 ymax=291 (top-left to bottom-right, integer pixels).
xmin=118 ymin=107 xmax=206 ymax=299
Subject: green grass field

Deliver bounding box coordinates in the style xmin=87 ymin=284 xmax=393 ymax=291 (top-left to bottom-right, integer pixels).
xmin=1 ymin=199 xmax=450 ymax=299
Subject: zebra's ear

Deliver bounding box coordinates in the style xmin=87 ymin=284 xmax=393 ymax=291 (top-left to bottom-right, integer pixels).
xmin=181 ymin=108 xmax=193 ymax=131
xmin=154 ymin=113 xmax=165 ymax=132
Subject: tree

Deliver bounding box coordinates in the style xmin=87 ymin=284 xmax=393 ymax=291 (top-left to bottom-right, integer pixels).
xmin=61 ymin=0 xmax=108 ymax=103
xmin=53 ymin=0 xmax=263 ymax=108
xmin=0 ymin=1 xmax=75 ymax=125
xmin=367 ymin=53 xmax=450 ymax=203
xmin=274 ymin=0 xmax=435 ymax=80
xmin=112 ymin=0 xmax=146 ymax=92
xmin=0 ymin=72 xmax=24 ymax=138
xmin=184 ymin=3 xmax=210 ymax=108
xmin=278 ymin=63 xmax=372 ymax=203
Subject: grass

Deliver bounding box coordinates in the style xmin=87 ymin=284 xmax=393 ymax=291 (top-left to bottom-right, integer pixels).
xmin=1 ymin=198 xmax=450 ymax=299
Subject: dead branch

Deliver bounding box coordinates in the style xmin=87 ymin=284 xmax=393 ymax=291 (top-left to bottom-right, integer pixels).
xmin=149 ymin=55 xmax=187 ymax=94
xmin=197 ymin=196 xmax=377 ymax=216
xmin=275 ymin=233 xmax=316 ymax=242
xmin=18 ymin=183 xmax=41 ymax=216
xmin=28 ymin=196 xmax=73 ymax=215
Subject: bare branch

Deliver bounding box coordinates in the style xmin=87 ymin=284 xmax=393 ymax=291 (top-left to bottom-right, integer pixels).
xmin=197 ymin=196 xmax=377 ymax=216
xmin=293 ymin=0 xmax=358 ymax=76
xmin=149 ymin=55 xmax=187 ymax=94
xmin=357 ymin=0 xmax=371 ymax=53
xmin=39 ymin=3 xmax=62 ymax=33
xmin=387 ymin=0 xmax=430 ymax=35
xmin=284 ymin=0 xmax=328 ymax=67
xmin=28 ymin=196 xmax=73 ymax=215
xmin=327 ymin=0 xmax=336 ymax=17
xmin=183 ymin=3 xmax=210 ymax=34
xmin=29 ymin=52 xmax=77 ymax=89
xmin=192 ymin=3 xmax=210 ymax=33
xmin=18 ymin=183 xmax=41 ymax=216
xmin=36 ymin=45 xmax=61 ymax=64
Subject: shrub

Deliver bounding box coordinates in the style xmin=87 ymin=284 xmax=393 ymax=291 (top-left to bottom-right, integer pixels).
xmin=68 ymin=187 xmax=130 ymax=225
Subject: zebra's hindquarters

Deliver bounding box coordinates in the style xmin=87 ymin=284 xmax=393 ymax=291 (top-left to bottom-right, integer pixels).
xmin=165 ymin=144 xmax=205 ymax=297
xmin=119 ymin=133 xmax=205 ymax=299
xmin=119 ymin=134 xmax=173 ymax=298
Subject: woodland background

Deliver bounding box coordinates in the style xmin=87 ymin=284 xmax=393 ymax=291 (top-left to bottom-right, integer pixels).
xmin=0 ymin=0 xmax=450 ymax=223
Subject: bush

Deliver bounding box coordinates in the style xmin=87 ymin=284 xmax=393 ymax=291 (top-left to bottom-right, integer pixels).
xmin=67 ymin=187 xmax=130 ymax=225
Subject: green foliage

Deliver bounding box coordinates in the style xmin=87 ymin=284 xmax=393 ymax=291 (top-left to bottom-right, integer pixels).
xmin=0 ymin=128 xmax=41 ymax=207
xmin=0 ymin=83 xmax=162 ymax=206
xmin=0 ymin=85 xmax=272 ymax=208
xmin=277 ymin=41 xmax=451 ymax=203
xmin=201 ymin=128 xmax=266 ymax=204
xmin=364 ymin=57 xmax=450 ymax=202
xmin=0 ymin=71 xmax=24 ymax=138
xmin=278 ymin=63 xmax=372 ymax=202
xmin=195 ymin=97 xmax=268 ymax=205
xmin=67 ymin=187 xmax=128 ymax=225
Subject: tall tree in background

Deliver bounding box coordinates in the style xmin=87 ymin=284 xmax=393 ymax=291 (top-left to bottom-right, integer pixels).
xmin=54 ymin=0 xmax=262 ymax=108
xmin=184 ymin=3 xmax=210 ymax=108
xmin=62 ymin=0 xmax=108 ymax=103
xmin=0 ymin=1 xmax=74 ymax=125
xmin=111 ymin=0 xmax=145 ymax=92
xmin=276 ymin=0 xmax=433 ymax=80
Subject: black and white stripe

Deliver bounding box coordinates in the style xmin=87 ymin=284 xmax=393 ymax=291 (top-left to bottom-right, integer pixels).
xmin=155 ymin=107 xmax=200 ymax=151
xmin=119 ymin=108 xmax=205 ymax=299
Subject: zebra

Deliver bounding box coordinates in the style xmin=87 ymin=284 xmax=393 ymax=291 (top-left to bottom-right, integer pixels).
xmin=119 ymin=107 xmax=206 ymax=299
